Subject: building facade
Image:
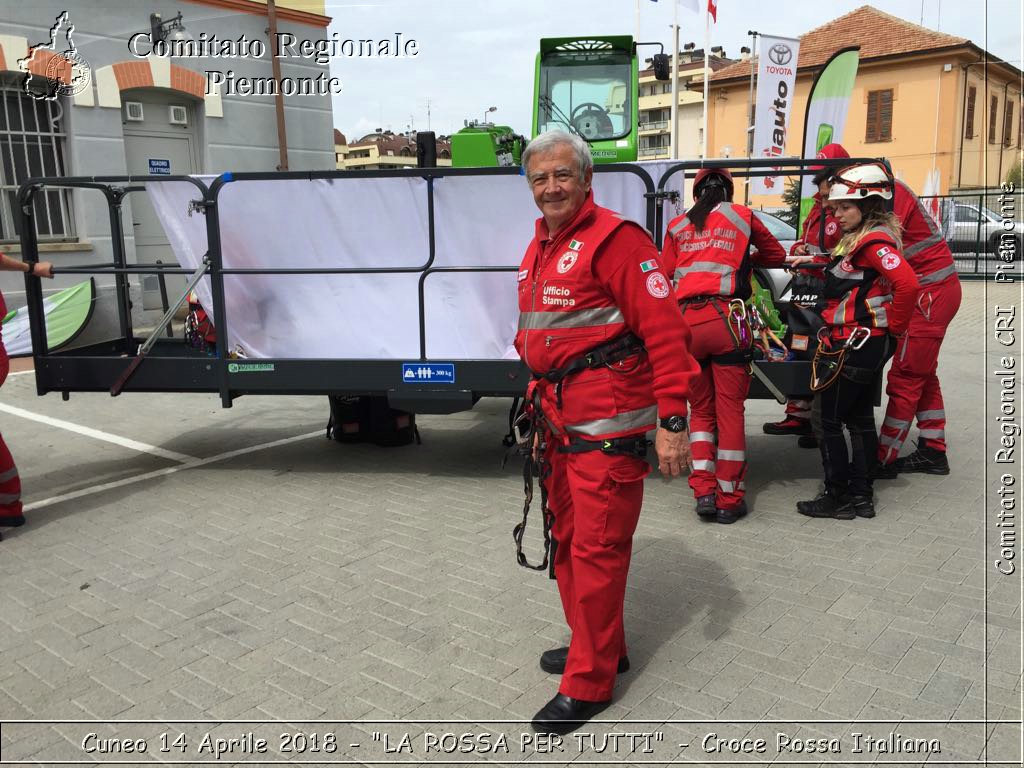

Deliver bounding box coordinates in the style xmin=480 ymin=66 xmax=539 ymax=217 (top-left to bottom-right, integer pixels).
xmin=701 ymin=5 xmax=1022 ymax=205
xmin=0 ymin=0 xmax=335 ymax=330
xmin=335 ymin=129 xmax=452 ymax=170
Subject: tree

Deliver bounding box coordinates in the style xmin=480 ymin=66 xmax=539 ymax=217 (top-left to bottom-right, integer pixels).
xmin=778 ymin=177 xmax=801 ymax=229
xmin=1006 ymin=159 xmax=1023 ymax=190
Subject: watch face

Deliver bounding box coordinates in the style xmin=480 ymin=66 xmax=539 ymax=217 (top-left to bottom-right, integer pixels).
xmin=663 ymin=416 xmax=686 ymax=432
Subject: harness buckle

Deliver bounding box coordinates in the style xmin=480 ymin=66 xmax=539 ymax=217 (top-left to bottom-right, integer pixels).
xmin=845 ymin=326 xmax=871 ymax=350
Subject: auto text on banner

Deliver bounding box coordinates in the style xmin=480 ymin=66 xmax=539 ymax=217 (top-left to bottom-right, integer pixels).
xmin=751 ymin=34 xmax=800 ymax=196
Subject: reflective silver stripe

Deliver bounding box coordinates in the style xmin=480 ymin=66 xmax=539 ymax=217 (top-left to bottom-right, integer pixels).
xmin=917 ymin=409 xmax=945 ymax=421
xmin=919 ymin=429 xmax=945 ymax=439
xmin=565 ymin=405 xmax=658 ymax=437
xmin=674 ymin=261 xmax=733 ymax=280
xmin=716 ymin=449 xmax=746 ymax=462
xmin=668 ymin=216 xmax=691 ymax=238
xmin=829 ymin=262 xmax=864 ymax=280
xmin=689 ymin=431 xmax=716 ymax=444
xmin=904 ymin=233 xmax=944 ymax=257
xmin=717 ymin=479 xmax=746 ymax=492
xmin=919 ymin=263 xmax=957 ymax=285
xmin=883 ymin=416 xmax=911 ymax=430
xmin=692 ymin=459 xmax=716 ymax=472
xmin=833 ymin=295 xmax=849 ymax=324
xmin=791 ymin=402 xmax=811 ymax=413
xmin=866 ymin=293 xmax=891 ymax=327
xmin=518 ymin=306 xmax=624 ymax=331
xmin=0 ymin=492 xmax=20 ymax=504
xmin=719 ymin=203 xmax=752 ymax=238
xmin=0 ymin=467 xmax=18 ymax=484
xmin=897 ymin=180 xmax=943 ymax=255
xmin=879 ymin=434 xmax=904 ymax=448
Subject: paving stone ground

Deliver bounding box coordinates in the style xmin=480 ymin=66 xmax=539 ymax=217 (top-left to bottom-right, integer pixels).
xmin=0 ymin=281 xmax=1020 ymax=767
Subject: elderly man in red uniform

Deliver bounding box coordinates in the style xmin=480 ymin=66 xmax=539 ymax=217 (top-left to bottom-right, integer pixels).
xmin=515 ymin=131 xmax=699 ymax=735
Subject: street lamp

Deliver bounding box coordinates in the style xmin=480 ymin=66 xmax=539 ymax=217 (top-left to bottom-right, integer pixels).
xmin=482 ymin=106 xmax=497 ymax=124
xmin=150 ymin=12 xmax=190 ymax=45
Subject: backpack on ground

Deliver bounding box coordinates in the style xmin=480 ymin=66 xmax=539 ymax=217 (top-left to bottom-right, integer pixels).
xmin=326 ymin=396 xmax=419 ymax=447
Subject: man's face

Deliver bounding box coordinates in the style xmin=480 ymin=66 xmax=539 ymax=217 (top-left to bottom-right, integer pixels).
xmin=526 ymin=144 xmax=592 ymax=234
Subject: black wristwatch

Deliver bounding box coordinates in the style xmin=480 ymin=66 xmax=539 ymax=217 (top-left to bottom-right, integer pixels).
xmin=660 ymin=415 xmax=688 ymax=433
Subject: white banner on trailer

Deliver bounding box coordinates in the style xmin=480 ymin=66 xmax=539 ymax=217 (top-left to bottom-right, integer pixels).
xmin=146 ymin=163 xmax=686 ymax=361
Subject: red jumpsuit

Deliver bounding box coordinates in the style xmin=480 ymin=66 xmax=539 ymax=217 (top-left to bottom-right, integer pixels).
xmin=784 ymin=193 xmax=843 ymax=425
xmin=662 ymin=203 xmax=786 ymax=511
xmin=0 ymin=289 xmax=23 ymax=526
xmin=878 ymin=181 xmax=961 ymax=463
xmin=515 ymin=193 xmax=698 ymax=702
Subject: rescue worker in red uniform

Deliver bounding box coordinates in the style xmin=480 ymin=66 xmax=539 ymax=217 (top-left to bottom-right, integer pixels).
xmin=515 ymin=132 xmax=699 ymax=735
xmin=796 ymin=164 xmax=919 ymax=519
xmin=763 ymin=144 xmax=848 ymax=447
xmin=875 ymin=177 xmax=961 ymax=476
xmin=661 ymin=168 xmax=786 ymax=523
xmin=0 ymin=251 xmax=54 ymax=537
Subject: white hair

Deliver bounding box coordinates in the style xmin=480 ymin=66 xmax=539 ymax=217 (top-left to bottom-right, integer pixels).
xmin=521 ymin=130 xmax=592 ymax=181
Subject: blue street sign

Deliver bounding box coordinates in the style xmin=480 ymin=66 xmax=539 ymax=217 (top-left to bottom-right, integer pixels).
xmin=148 ymin=159 xmax=171 ymax=175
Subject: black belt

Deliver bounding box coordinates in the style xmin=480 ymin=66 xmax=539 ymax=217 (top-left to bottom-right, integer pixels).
xmin=559 ymin=434 xmax=649 ymax=458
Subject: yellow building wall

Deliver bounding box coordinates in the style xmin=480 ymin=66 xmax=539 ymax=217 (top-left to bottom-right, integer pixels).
xmin=707 ymin=51 xmax=1021 ymax=207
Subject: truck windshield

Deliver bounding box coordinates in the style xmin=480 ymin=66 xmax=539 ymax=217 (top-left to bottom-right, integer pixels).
xmin=537 ymin=57 xmax=631 ymax=142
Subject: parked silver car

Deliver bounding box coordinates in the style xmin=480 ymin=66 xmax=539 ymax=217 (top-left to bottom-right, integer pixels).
xmin=945 ymin=201 xmax=1023 ymax=255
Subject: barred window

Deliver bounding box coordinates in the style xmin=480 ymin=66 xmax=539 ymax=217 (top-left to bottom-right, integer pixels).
xmin=0 ymin=79 xmax=75 ymax=243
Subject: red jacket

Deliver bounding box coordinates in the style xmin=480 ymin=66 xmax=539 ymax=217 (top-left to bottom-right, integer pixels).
xmin=515 ymin=194 xmax=699 ymax=440
xmin=661 ymin=203 xmax=786 ymax=326
xmin=792 ymin=193 xmax=842 ymax=258
xmin=820 ymin=228 xmax=920 ymax=337
xmin=893 ymin=180 xmax=957 ymax=286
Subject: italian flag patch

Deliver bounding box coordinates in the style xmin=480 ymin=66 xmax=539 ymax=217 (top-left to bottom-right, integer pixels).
xmin=568 ymin=239 xmax=584 ymax=251
xmin=640 ymin=259 xmax=659 ymax=273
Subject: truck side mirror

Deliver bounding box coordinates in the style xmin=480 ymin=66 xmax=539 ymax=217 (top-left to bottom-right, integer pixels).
xmin=653 ymin=54 xmax=671 ymax=81
xmin=416 ymin=131 xmax=437 ymax=168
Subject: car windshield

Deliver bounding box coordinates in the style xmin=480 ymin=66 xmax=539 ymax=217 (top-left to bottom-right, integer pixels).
xmin=753 ymin=210 xmax=797 ymax=241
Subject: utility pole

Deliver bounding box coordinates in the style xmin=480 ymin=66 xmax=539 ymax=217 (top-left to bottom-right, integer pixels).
xmin=744 ymin=30 xmax=759 ymax=205
xmin=669 ymin=0 xmax=680 ymax=160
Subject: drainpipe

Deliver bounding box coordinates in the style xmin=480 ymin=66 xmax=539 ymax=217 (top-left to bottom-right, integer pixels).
xmin=267 ymin=0 xmax=289 ymax=171
xmin=956 ymin=56 xmax=984 ymax=189
xmin=997 ymin=81 xmax=1008 ymax=185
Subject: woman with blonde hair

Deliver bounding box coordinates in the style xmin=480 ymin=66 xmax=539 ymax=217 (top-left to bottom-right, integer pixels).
xmin=795 ymin=163 xmax=919 ymax=520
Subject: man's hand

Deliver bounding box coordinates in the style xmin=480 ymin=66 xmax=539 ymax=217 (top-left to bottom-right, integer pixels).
xmin=786 ymin=255 xmax=817 ymax=270
xmin=655 ymin=427 xmax=691 ymax=478
xmin=791 ymin=242 xmax=810 ymax=257
xmin=36 ymin=261 xmax=54 ymax=279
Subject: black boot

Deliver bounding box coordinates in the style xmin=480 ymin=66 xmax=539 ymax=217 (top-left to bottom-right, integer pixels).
xmin=845 ymin=495 xmax=876 ymax=518
xmin=695 ymin=494 xmax=717 ymax=520
xmin=871 ymin=461 xmax=899 ymax=480
xmin=894 ymin=446 xmax=949 ymax=475
xmin=716 ymin=499 xmax=748 ymax=524
xmin=797 ymin=489 xmax=854 ymax=520
xmin=531 ymin=693 xmax=611 ymax=735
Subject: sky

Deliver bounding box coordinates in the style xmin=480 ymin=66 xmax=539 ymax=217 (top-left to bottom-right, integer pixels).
xmin=325 ymin=0 xmax=1022 ymax=142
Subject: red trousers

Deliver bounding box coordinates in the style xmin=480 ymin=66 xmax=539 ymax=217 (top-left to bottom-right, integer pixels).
xmin=879 ymin=276 xmax=961 ymax=462
xmin=544 ymin=443 xmax=648 ymax=701
xmin=784 ymin=398 xmax=812 ymax=422
xmin=683 ymin=307 xmax=750 ymax=510
xmin=0 ymin=344 xmax=22 ymax=521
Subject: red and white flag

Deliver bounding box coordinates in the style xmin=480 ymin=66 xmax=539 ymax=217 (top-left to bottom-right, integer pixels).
xmin=708 ymin=0 xmax=717 ymax=22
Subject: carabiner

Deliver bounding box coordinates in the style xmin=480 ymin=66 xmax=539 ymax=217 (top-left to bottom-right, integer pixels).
xmin=845 ymin=326 xmax=871 ymax=350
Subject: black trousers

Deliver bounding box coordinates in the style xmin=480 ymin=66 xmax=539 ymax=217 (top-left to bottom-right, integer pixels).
xmin=811 ymin=336 xmax=892 ymax=497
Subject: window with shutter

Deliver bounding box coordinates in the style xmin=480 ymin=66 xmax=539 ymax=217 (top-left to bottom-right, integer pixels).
xmin=965 ymin=85 xmax=976 ymax=138
xmin=1003 ymin=101 xmax=1015 ymax=146
xmin=989 ymin=96 xmax=998 ymax=143
xmin=866 ymin=89 xmax=893 ymax=142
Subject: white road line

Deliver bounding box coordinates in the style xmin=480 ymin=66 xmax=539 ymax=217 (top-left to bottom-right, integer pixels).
xmin=0 ymin=402 xmax=197 ymax=463
xmin=7 ymin=370 xmax=36 ymax=377
xmin=23 ymin=429 xmax=323 ymax=512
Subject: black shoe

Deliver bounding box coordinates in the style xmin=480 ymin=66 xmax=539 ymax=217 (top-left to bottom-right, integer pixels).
xmin=0 ymin=514 xmax=25 ymax=527
xmin=531 ymin=692 xmax=611 ymax=735
xmin=797 ymin=490 xmax=854 ymax=520
xmin=871 ymin=461 xmax=899 ymax=480
xmin=798 ymin=434 xmax=818 ymax=449
xmin=894 ymin=446 xmax=950 ymax=475
xmin=716 ymin=500 xmax=748 ymax=524
xmin=846 ymin=495 xmax=876 ymax=518
xmin=695 ymin=494 xmax=717 ymax=520
xmin=763 ymin=417 xmax=813 ymax=436
xmin=540 ymin=647 xmax=630 ymax=675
